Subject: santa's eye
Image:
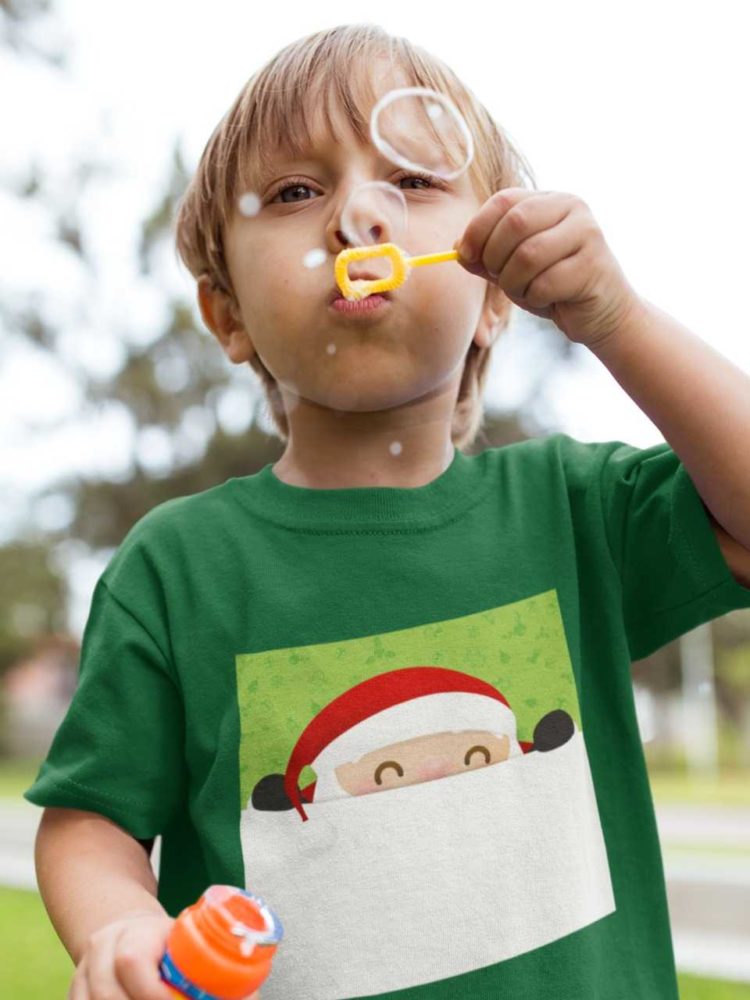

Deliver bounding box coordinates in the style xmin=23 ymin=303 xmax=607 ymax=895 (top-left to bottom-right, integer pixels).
xmin=374 ymin=760 xmax=404 ymax=785
xmin=464 ymin=745 xmax=491 ymax=767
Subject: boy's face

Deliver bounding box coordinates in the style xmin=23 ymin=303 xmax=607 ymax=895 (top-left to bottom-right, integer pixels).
xmin=199 ymin=66 xmax=501 ymax=419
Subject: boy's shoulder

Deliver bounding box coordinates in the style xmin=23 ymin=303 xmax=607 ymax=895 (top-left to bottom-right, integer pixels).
xmin=484 ymin=431 xmax=622 ymax=481
xmin=103 ymin=478 xmax=239 ymax=588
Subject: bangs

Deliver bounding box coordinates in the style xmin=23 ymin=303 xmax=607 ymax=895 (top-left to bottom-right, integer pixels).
xmin=228 ymin=26 xmax=488 ymax=202
xmin=235 ymin=60 xmax=398 ymax=194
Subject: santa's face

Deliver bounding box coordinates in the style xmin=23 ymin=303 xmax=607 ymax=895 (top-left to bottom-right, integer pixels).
xmin=333 ymin=728 xmax=511 ymax=796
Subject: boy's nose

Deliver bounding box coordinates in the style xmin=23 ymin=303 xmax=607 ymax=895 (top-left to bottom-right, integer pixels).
xmin=335 ymin=224 xmax=384 ymax=248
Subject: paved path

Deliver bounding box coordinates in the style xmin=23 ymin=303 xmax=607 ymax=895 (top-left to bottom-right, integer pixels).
xmin=0 ymin=799 xmax=161 ymax=889
xmin=655 ymin=804 xmax=750 ymax=982
xmin=3 ymin=799 xmax=749 ymax=982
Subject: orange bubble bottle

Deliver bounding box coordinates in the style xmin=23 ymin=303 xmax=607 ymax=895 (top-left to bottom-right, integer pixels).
xmin=160 ymin=884 xmax=284 ymax=999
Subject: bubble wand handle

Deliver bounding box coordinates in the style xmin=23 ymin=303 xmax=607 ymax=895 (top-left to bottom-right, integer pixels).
xmin=406 ymin=249 xmax=459 ymax=268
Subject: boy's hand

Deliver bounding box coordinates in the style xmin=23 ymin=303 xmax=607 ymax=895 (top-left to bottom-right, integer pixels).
xmin=453 ymin=188 xmax=643 ymax=350
xmin=68 ymin=911 xmax=177 ymax=1000
xmin=67 ymin=908 xmax=264 ymax=1000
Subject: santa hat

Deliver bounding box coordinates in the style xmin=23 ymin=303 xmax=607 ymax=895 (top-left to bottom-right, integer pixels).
xmin=284 ymin=666 xmax=522 ymax=821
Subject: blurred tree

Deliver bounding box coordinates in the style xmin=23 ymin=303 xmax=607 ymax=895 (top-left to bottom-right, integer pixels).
xmin=0 ymin=0 xmax=66 ymax=66
xmin=714 ymin=612 xmax=750 ymax=763
xmin=0 ymin=541 xmax=68 ymax=680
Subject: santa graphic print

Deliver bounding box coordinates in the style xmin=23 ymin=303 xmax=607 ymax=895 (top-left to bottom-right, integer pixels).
xmin=239 ymin=665 xmax=615 ymax=999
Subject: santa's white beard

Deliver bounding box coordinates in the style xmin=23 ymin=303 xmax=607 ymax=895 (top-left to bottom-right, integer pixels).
xmin=239 ymin=730 xmax=615 ymax=999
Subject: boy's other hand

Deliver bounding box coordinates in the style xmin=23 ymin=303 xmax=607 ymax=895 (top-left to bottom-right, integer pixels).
xmin=67 ymin=910 xmax=178 ymax=1000
xmin=453 ymin=188 xmax=643 ymax=351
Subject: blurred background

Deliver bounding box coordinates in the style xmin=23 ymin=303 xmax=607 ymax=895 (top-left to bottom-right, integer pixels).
xmin=1 ymin=0 xmax=749 ymax=997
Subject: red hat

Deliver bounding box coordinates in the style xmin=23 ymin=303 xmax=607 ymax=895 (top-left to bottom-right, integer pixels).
xmin=284 ymin=666 xmax=521 ymax=821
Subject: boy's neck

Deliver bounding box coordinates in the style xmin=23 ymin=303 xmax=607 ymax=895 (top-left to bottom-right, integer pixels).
xmin=271 ymin=373 xmax=463 ymax=489
xmin=272 ymin=434 xmax=456 ymax=490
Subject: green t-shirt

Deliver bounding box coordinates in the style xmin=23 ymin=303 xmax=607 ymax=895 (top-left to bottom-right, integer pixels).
xmin=25 ymin=433 xmax=750 ymax=999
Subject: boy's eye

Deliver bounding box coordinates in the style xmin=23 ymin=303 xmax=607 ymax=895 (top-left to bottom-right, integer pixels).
xmin=270 ymin=172 xmax=438 ymax=205
xmin=397 ymin=173 xmax=435 ymax=190
xmin=270 ymin=181 xmax=317 ymax=205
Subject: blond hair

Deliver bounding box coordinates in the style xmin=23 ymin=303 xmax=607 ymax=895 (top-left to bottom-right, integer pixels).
xmin=173 ymin=24 xmax=536 ymax=450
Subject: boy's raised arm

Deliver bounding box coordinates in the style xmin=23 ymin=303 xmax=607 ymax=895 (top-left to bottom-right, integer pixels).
xmin=589 ymin=296 xmax=750 ymax=555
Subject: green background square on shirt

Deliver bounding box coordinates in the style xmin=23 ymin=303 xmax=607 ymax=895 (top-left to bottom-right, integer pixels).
xmin=236 ymin=588 xmax=580 ymax=810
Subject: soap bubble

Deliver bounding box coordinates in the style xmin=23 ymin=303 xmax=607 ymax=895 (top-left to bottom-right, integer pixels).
xmin=370 ymin=87 xmax=474 ymax=181
xmin=389 ymin=441 xmax=403 ymax=456
xmin=237 ymin=192 xmax=261 ymax=217
xmin=303 ymin=248 xmax=327 ymax=269
xmin=340 ymin=180 xmax=407 ymax=249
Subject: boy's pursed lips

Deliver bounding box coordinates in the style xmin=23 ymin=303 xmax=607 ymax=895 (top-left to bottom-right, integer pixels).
xmin=329 ymin=273 xmax=393 ymax=303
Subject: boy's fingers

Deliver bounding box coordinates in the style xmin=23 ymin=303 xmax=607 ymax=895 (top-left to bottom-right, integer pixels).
xmin=67 ymin=956 xmax=90 ymax=999
xmin=85 ymin=929 xmax=131 ymax=999
xmin=115 ymin=947 xmax=176 ymax=1000
xmin=456 ymin=188 xmax=536 ymax=263
xmin=485 ymin=203 xmax=582 ymax=296
xmin=114 ymin=927 xmax=177 ymax=1000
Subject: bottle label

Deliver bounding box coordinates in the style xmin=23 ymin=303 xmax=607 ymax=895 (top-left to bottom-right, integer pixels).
xmin=160 ymin=951 xmax=225 ymax=1000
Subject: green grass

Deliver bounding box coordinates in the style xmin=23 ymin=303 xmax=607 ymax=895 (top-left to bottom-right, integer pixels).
xmin=648 ymin=768 xmax=750 ymax=807
xmin=0 ymin=756 xmax=43 ymax=800
xmin=663 ymin=843 xmax=750 ymax=859
xmin=0 ymin=887 xmax=749 ymax=998
xmin=679 ymin=977 xmax=750 ymax=999
xmin=0 ymin=887 xmax=75 ymax=998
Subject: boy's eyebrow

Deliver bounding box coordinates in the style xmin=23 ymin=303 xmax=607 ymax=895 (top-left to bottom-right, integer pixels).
xmin=248 ymin=141 xmax=398 ymax=189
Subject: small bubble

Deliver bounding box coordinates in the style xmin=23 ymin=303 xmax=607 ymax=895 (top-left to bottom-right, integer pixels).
xmin=389 ymin=441 xmax=403 ymax=456
xmin=326 ymin=343 xmax=337 ymax=355
xmin=303 ymin=248 xmax=327 ymax=269
xmin=238 ymin=192 xmax=261 ymax=217
xmin=427 ymin=102 xmax=444 ymax=120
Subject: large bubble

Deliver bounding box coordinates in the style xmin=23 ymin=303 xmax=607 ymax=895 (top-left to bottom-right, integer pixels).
xmin=340 ymin=180 xmax=408 ymax=248
xmin=338 ymin=181 xmax=409 ymax=285
xmin=370 ymin=87 xmax=474 ymax=181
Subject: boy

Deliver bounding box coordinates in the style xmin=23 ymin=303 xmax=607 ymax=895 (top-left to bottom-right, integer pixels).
xmin=25 ymin=22 xmax=750 ymax=1000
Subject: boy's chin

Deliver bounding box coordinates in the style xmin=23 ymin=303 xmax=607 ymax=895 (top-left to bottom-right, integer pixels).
xmin=311 ymin=370 xmax=459 ymax=415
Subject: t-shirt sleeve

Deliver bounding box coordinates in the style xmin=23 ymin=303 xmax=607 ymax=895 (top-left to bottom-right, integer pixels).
xmin=594 ymin=438 xmax=750 ymax=661
xmin=23 ymin=576 xmax=187 ymax=840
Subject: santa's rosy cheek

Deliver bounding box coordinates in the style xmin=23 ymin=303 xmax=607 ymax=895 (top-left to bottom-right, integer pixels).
xmin=352 ymin=775 xmax=388 ymax=795
xmin=417 ymin=756 xmax=453 ymax=781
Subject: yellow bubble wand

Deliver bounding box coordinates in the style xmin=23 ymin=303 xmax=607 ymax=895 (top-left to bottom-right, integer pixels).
xmin=335 ymin=243 xmax=459 ymax=301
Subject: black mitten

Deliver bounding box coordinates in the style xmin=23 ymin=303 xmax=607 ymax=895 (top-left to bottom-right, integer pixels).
xmin=533 ymin=709 xmax=575 ymax=752
xmin=251 ymin=772 xmax=296 ymax=811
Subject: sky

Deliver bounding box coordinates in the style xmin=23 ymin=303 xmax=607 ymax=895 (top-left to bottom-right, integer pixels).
xmin=2 ymin=0 xmax=749 ymax=630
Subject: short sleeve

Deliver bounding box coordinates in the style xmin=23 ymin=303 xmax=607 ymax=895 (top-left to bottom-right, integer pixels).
xmin=596 ymin=439 xmax=750 ymax=661
xmin=23 ymin=577 xmax=187 ymax=840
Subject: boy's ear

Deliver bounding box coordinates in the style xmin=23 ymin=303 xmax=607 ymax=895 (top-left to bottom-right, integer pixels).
xmin=473 ymin=282 xmax=511 ymax=350
xmin=197 ymin=274 xmax=256 ymax=365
